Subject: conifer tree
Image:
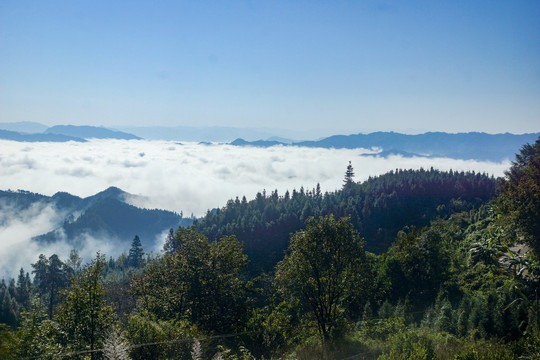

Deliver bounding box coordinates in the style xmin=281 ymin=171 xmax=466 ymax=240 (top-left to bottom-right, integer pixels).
xmin=31 ymin=254 xmax=70 ymax=319
xmin=127 ymin=235 xmax=144 ymax=268
xmin=344 ymin=161 xmax=355 ymax=186
xmin=16 ymin=268 xmax=31 ymax=309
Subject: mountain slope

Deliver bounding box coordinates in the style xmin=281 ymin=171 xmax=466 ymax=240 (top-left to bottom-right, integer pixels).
xmin=193 ymin=168 xmax=497 ymax=273
xmin=0 ymin=187 xmax=191 ymax=251
xmin=35 ymin=197 xmax=186 ymax=248
xmin=45 ymin=125 xmax=141 ymax=140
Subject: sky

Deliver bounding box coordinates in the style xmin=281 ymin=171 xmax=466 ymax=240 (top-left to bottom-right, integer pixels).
xmin=0 ymin=139 xmax=510 ymax=275
xmin=0 ymin=1 xmax=539 ymax=135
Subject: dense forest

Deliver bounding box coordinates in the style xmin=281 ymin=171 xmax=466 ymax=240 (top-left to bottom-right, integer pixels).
xmin=0 ymin=137 xmax=539 ymax=359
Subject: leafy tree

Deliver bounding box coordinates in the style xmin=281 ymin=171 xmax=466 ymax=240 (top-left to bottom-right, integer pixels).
xmin=133 ymin=231 xmax=249 ymax=334
xmin=56 ymin=253 xmax=114 ymax=359
xmin=14 ymin=297 xmax=64 ymax=359
xmin=162 ymin=227 xmax=200 ymax=254
xmin=31 ymin=254 xmax=71 ymax=319
xmin=380 ymin=227 xmax=451 ymax=304
xmin=497 ymin=136 xmax=540 ymax=257
xmin=275 ymin=215 xmax=368 ymax=342
xmin=127 ymin=235 xmax=144 ymax=268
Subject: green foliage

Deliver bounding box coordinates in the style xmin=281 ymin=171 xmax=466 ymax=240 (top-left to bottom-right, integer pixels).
xmin=194 ymin=168 xmax=496 ymax=273
xmin=0 ymin=324 xmax=16 ymax=360
xmin=244 ymin=300 xmax=301 ymax=357
xmin=377 ymin=329 xmax=436 ymax=360
xmin=56 ymin=252 xmax=114 ymax=359
xmin=0 ymin=280 xmax=19 ymax=326
xmin=6 ymin=157 xmax=540 ymax=359
xmin=15 ymin=268 xmax=31 ymax=309
xmin=32 ymin=253 xmax=72 ymax=319
xmin=276 ymin=215 xmax=369 ymax=341
xmin=14 ymin=297 xmax=65 ymax=359
xmin=497 ymin=136 xmax=540 ymax=257
xmin=379 ymin=227 xmax=451 ymax=304
xmin=126 ymin=310 xmax=198 ymax=360
xmin=133 ymin=231 xmax=249 ymax=334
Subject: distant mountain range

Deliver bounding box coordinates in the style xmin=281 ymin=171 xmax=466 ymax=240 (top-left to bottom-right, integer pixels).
xmin=0 ymin=186 xmax=192 ymax=252
xmin=230 ymin=132 xmax=540 ymax=162
xmin=115 ymin=125 xmax=280 ymax=142
xmin=0 ymin=123 xmax=140 ymax=142
xmin=0 ymin=129 xmax=85 ymax=142
xmin=1 ymin=122 xmax=538 ymax=162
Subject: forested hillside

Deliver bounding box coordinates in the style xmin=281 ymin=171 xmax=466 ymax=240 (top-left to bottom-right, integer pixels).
xmin=193 ymin=167 xmax=496 ymax=273
xmin=1 ymin=137 xmax=539 ymax=360
xmin=0 ymin=186 xmax=191 ymax=251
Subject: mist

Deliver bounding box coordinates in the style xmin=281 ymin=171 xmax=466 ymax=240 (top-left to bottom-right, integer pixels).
xmin=0 ymin=139 xmax=510 ymax=277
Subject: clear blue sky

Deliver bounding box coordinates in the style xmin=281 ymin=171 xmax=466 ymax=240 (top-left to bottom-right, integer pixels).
xmin=0 ymin=1 xmax=539 ymax=134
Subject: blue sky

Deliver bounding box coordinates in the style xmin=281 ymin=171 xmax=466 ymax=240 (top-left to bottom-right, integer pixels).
xmin=0 ymin=1 xmax=539 ymax=134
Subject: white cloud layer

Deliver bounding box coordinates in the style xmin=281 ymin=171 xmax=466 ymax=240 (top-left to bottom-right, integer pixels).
xmin=0 ymin=139 xmax=511 ymax=277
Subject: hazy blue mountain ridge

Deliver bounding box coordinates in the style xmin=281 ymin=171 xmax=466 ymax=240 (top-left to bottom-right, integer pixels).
xmin=45 ymin=125 xmax=141 ymax=140
xmin=0 ymin=129 xmax=86 ymax=142
xmin=231 ymin=131 xmax=540 ymax=162
xmin=0 ymin=121 xmax=49 ymax=133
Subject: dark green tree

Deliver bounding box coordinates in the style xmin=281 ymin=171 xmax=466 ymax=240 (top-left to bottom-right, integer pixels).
xmin=0 ymin=281 xmax=18 ymax=326
xmin=275 ymin=215 xmax=368 ymax=342
xmin=31 ymin=254 xmax=71 ymax=319
xmin=15 ymin=268 xmax=31 ymax=309
xmin=127 ymin=235 xmax=144 ymax=268
xmin=343 ymin=161 xmax=355 ymax=186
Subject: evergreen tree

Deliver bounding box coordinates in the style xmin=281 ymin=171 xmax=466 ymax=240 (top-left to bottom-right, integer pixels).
xmin=344 ymin=161 xmax=355 ymax=186
xmin=31 ymin=254 xmax=71 ymax=319
xmin=127 ymin=235 xmax=144 ymax=268
xmin=0 ymin=282 xmax=18 ymax=326
xmin=163 ymin=228 xmax=175 ymax=254
xmin=15 ymin=268 xmax=31 ymax=309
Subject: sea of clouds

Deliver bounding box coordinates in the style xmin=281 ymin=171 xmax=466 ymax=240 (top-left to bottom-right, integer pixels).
xmin=0 ymin=139 xmax=511 ymax=277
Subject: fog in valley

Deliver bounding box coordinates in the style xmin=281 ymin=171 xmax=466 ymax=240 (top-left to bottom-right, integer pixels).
xmin=0 ymin=139 xmax=510 ymax=277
